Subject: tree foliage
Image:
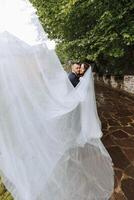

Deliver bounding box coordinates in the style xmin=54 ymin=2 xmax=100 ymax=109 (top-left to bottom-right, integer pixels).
xmin=31 ymin=0 xmax=134 ymax=74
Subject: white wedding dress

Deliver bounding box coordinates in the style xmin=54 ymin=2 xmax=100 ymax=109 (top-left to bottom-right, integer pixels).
xmin=0 ymin=0 xmax=114 ymax=199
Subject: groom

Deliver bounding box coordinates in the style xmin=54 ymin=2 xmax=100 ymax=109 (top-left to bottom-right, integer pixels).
xmin=68 ymin=63 xmax=81 ymax=87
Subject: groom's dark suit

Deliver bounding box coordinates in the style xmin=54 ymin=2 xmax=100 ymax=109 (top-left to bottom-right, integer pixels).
xmin=68 ymin=72 xmax=80 ymax=87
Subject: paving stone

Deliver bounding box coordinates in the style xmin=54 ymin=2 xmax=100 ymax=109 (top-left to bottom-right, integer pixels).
xmin=102 ymin=121 xmax=109 ymax=130
xmin=123 ymin=127 xmax=134 ymax=136
xmin=118 ymin=117 xmax=133 ymax=126
xmin=107 ymin=146 xmax=130 ymax=170
xmin=113 ymin=138 xmax=134 ymax=148
xmin=95 ymin=84 xmax=134 ymax=199
xmin=101 ymin=135 xmax=115 ymax=147
xmin=111 ymin=130 xmax=129 ymax=139
xmin=107 ymin=119 xmax=121 ymax=127
xmin=110 ymin=191 xmax=127 ymax=200
xmin=108 ymin=127 xmax=122 ymax=133
xmin=103 ymin=113 xmax=113 ymax=119
xmin=115 ymin=110 xmax=133 ymax=117
xmin=121 ymin=178 xmax=134 ymax=200
xmin=122 ymin=148 xmax=134 ymax=163
xmin=130 ymin=123 xmax=134 ymax=128
xmin=125 ymin=165 xmax=134 ymax=179
xmin=114 ymin=169 xmax=123 ymax=187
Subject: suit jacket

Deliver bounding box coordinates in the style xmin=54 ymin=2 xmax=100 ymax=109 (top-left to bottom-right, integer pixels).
xmin=68 ymin=72 xmax=80 ymax=87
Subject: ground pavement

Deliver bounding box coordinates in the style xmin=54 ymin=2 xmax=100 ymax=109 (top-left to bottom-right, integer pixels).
xmin=95 ymin=84 xmax=134 ymax=200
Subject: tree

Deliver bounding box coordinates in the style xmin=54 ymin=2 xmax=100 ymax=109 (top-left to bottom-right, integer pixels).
xmin=30 ymin=0 xmax=134 ymax=74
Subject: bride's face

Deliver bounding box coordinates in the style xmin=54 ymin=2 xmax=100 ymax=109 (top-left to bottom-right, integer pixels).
xmin=80 ymin=64 xmax=86 ymax=76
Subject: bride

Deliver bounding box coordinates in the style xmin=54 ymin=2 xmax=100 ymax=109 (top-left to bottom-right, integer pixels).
xmin=0 ymin=0 xmax=114 ymax=199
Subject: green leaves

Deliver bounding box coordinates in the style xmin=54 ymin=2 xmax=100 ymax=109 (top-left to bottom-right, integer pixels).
xmin=30 ymin=0 xmax=134 ymax=74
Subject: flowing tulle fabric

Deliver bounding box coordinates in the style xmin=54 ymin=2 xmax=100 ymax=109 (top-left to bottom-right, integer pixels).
xmin=0 ymin=0 xmax=114 ymax=199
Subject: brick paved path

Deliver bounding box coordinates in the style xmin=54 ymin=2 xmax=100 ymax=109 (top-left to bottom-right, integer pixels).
xmin=95 ymin=84 xmax=134 ymax=200
xmin=0 ymin=84 xmax=134 ymax=200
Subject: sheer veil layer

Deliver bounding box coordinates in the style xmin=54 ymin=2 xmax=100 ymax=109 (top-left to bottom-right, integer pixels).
xmin=0 ymin=0 xmax=114 ymax=199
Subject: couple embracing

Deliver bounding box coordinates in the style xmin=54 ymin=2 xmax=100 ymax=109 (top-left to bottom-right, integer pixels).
xmin=68 ymin=62 xmax=91 ymax=87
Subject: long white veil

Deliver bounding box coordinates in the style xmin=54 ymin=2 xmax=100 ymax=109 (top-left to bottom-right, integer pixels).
xmin=0 ymin=0 xmax=114 ymax=199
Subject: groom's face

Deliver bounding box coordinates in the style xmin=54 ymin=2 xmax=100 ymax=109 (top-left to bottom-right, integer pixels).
xmin=72 ymin=64 xmax=80 ymax=75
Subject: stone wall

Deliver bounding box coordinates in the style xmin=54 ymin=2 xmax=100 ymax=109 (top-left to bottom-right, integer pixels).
xmin=124 ymin=75 xmax=134 ymax=94
xmin=95 ymin=74 xmax=134 ymax=95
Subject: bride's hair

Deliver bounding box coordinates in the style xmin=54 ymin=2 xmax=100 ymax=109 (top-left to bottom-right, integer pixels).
xmin=81 ymin=62 xmax=91 ymax=71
